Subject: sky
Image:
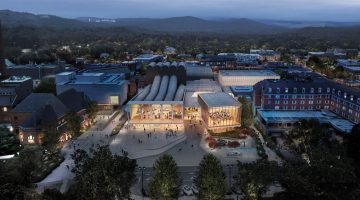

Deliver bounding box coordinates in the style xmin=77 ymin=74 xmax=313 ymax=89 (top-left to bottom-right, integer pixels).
xmin=1 ymin=0 xmax=360 ymax=21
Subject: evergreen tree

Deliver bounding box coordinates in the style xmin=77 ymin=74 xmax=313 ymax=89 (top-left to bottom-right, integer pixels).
xmin=196 ymin=154 xmax=227 ymax=200
xmin=149 ymin=154 xmax=181 ymax=199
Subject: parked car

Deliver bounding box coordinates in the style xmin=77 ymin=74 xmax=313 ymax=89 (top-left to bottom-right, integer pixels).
xmin=191 ymin=184 xmax=199 ymax=194
xmin=227 ymin=151 xmax=241 ymax=156
xmin=182 ymin=185 xmax=193 ymax=196
xmin=190 ymin=176 xmax=197 ymax=183
xmin=217 ymin=139 xmax=227 ymax=146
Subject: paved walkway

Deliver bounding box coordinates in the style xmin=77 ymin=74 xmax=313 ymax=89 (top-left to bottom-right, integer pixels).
xmin=36 ymin=111 xmax=122 ymax=193
xmin=251 ymin=125 xmax=283 ymax=164
xmin=110 ymin=123 xmax=186 ymax=159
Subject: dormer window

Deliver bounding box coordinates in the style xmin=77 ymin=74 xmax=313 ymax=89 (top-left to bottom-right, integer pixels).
xmin=350 ymin=95 xmax=353 ymax=101
xmin=338 ymin=90 xmax=341 ymax=96
xmin=327 ymin=88 xmax=330 ymax=93
xmin=277 ymin=88 xmax=280 ymax=93
xmin=318 ymin=88 xmax=322 ymax=93
xmin=344 ymin=93 xmax=347 ymax=99
xmin=310 ymin=88 xmax=314 ymax=93
xmin=293 ymin=88 xmax=297 ymax=93
xmin=285 ymin=88 xmax=289 ymax=93
xmin=302 ymin=88 xmax=306 ymax=93
xmin=268 ymin=88 xmax=272 ymax=93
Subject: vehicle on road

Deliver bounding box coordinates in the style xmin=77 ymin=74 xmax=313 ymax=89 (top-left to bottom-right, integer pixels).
xmin=191 ymin=184 xmax=199 ymax=194
xmin=182 ymin=185 xmax=193 ymax=196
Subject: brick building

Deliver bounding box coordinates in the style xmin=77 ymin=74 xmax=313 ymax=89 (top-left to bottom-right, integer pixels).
xmin=254 ymin=78 xmax=360 ymax=124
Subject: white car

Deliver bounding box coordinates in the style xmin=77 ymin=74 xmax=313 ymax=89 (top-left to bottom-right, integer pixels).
xmin=182 ymin=185 xmax=193 ymax=196
xmin=191 ymin=184 xmax=199 ymax=194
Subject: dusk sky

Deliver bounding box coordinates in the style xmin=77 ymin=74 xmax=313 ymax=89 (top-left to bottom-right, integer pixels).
xmin=1 ymin=0 xmax=360 ymax=21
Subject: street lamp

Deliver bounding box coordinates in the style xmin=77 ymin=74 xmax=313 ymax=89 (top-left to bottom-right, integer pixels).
xmin=226 ymin=164 xmax=235 ymax=194
xmin=138 ymin=166 xmax=146 ymax=197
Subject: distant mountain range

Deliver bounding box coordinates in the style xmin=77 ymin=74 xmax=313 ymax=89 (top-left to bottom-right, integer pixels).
xmin=1 ymin=10 xmax=360 ymax=35
xmin=76 ymin=16 xmax=288 ymax=34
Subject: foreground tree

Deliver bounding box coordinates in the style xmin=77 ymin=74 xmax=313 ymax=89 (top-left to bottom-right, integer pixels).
xmin=86 ymin=101 xmax=99 ymax=124
xmin=42 ymin=126 xmax=61 ymax=152
xmin=345 ymin=123 xmax=360 ymax=176
xmin=196 ymin=154 xmax=227 ymax=200
xmin=71 ymin=145 xmax=136 ymax=200
xmin=236 ymin=160 xmax=279 ymax=200
xmin=238 ymin=97 xmax=253 ymax=127
xmin=66 ymin=111 xmax=81 ymax=137
xmin=0 ymin=127 xmax=20 ymax=156
xmin=149 ymin=154 xmax=181 ymax=199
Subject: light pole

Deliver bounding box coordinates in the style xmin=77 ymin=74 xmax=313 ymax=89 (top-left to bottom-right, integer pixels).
xmin=227 ymin=164 xmax=234 ymax=194
xmin=139 ymin=166 xmax=146 ymax=197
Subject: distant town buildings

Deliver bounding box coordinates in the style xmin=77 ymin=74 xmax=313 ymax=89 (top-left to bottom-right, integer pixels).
xmin=250 ymin=49 xmax=281 ymax=62
xmin=336 ymin=59 xmax=360 ymax=80
xmin=0 ymin=76 xmax=33 ymax=122
xmin=133 ymin=54 xmax=164 ymax=63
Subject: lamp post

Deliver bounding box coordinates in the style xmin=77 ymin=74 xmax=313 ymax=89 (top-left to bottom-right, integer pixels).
xmin=227 ymin=164 xmax=234 ymax=194
xmin=138 ymin=166 xmax=146 ymax=198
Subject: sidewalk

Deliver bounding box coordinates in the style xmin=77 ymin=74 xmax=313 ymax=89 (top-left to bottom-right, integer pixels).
xmin=36 ymin=111 xmax=122 ymax=193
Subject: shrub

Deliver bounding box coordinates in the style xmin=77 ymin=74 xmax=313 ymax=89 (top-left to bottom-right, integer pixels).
xmin=208 ymin=140 xmax=219 ymax=149
xmin=227 ymin=141 xmax=240 ymax=148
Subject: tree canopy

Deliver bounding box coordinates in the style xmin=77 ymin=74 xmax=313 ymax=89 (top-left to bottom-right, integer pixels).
xmin=71 ymin=145 xmax=136 ymax=200
xmin=149 ymin=154 xmax=181 ymax=199
xmin=196 ymin=154 xmax=227 ymax=200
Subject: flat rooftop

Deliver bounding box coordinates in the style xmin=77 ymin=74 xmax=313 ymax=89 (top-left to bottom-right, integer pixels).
xmin=258 ymin=110 xmax=355 ymax=133
xmin=199 ymin=92 xmax=240 ymax=107
xmin=219 ymin=70 xmax=279 ymax=77
xmin=1 ymin=76 xmax=31 ymax=83
xmin=231 ymin=86 xmax=253 ymax=93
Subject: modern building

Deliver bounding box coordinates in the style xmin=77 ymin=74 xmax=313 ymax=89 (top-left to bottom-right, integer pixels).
xmin=127 ymin=77 xmax=242 ymax=133
xmin=133 ymin=54 xmax=164 ymax=63
xmin=0 ymin=76 xmax=33 ymax=122
xmin=146 ymin=62 xmax=186 ymax=85
xmin=198 ymin=92 xmax=242 ymax=132
xmin=127 ymin=75 xmax=184 ymax=127
xmin=257 ymin=109 xmax=355 ymax=135
xmin=56 ymin=72 xmax=128 ymax=110
xmin=253 ymin=77 xmax=360 ymax=132
xmin=218 ymin=70 xmax=280 ymax=87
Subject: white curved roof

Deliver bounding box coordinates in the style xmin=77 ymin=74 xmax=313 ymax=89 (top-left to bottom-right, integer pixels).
xmin=174 ymin=84 xmax=185 ymax=101
xmin=164 ymin=75 xmax=178 ymax=101
xmin=154 ymin=76 xmax=169 ymax=101
xmin=134 ymin=84 xmax=151 ymax=101
xmin=144 ymin=75 xmax=161 ymax=101
xmin=171 ymin=62 xmax=178 ymax=67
